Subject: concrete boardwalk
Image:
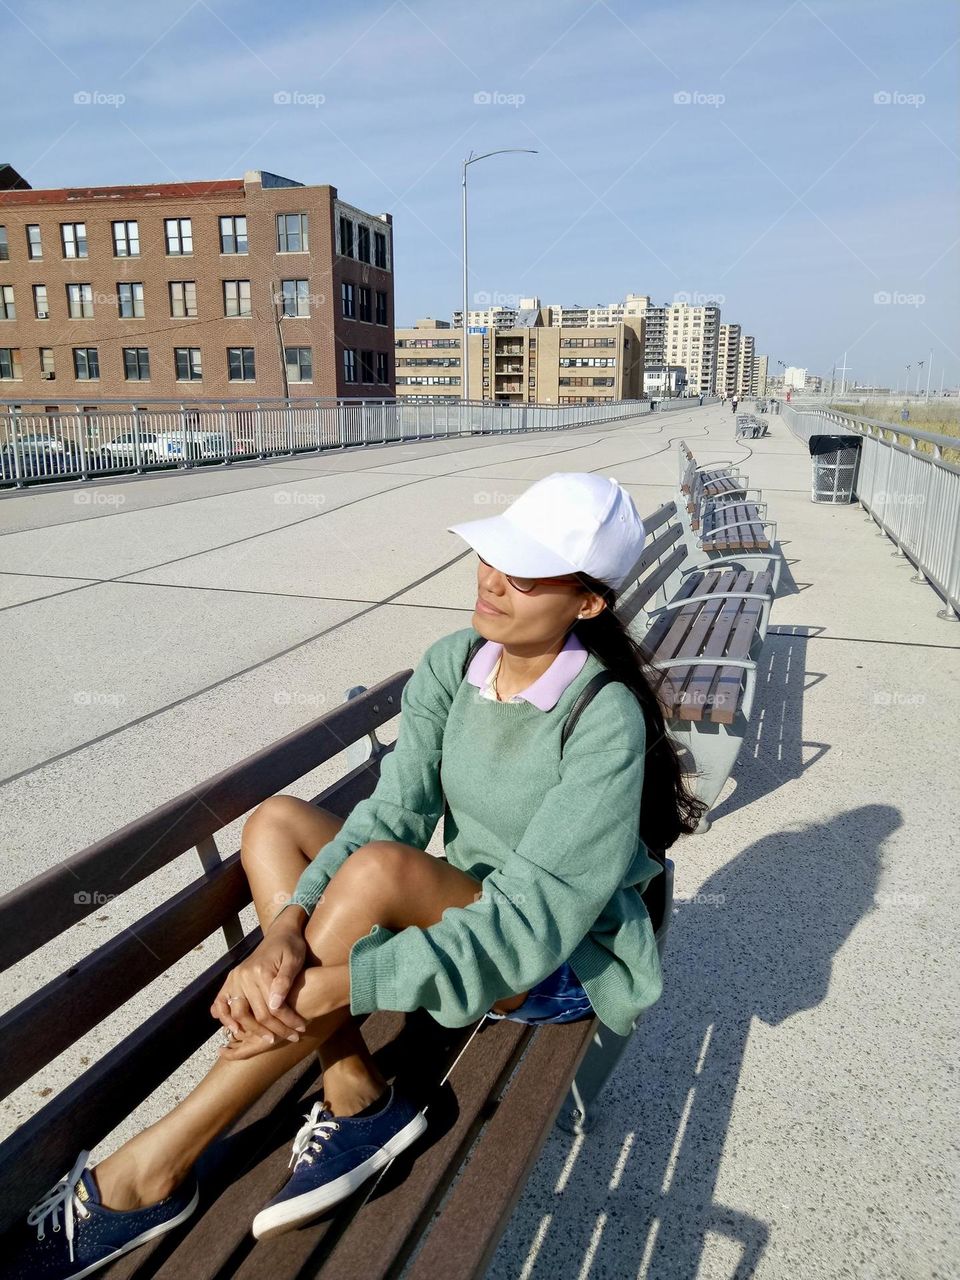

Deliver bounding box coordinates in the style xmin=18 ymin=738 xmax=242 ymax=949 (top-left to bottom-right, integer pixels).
xmin=1 ymin=404 xmax=957 ymax=1279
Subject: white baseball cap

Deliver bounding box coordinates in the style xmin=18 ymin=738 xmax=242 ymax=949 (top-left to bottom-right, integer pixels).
xmin=447 ymin=473 xmax=645 ymax=593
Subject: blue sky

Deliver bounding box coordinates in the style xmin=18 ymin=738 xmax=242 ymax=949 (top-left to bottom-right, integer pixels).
xmin=3 ymin=0 xmax=957 ymax=389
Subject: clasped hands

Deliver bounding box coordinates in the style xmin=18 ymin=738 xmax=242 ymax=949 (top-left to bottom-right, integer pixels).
xmin=209 ymin=918 xmax=351 ymax=1060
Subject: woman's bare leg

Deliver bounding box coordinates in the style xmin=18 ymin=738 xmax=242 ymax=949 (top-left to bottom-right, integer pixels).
xmin=91 ymin=796 xmax=490 ymax=1210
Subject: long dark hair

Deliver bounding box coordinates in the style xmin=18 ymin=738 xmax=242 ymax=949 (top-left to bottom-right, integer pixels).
xmin=570 ymin=570 xmax=706 ymax=851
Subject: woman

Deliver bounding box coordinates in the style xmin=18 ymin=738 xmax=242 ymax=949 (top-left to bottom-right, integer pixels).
xmin=6 ymin=473 xmax=703 ymax=1277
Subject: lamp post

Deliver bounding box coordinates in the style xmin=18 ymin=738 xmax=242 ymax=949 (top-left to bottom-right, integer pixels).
xmin=461 ymin=148 xmax=537 ymax=408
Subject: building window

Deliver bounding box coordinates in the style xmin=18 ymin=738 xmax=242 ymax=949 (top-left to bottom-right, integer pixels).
xmin=61 ymin=222 xmax=88 ymax=258
xmin=359 ymin=350 xmax=374 ymax=383
xmin=0 ymin=285 xmax=14 ymax=321
xmin=223 ymin=280 xmax=252 ymax=317
xmin=33 ymin=285 xmax=49 ymax=319
xmin=357 ymin=224 xmax=370 ymax=264
xmin=376 ymin=351 xmax=389 ymax=384
xmin=112 ymin=220 xmax=140 ymax=257
xmin=280 ymin=279 xmax=310 ymax=318
xmin=169 ymin=281 xmax=197 ymax=318
xmin=0 ymin=348 xmax=22 ymax=379
xmin=73 ymin=347 xmax=99 ymax=380
xmin=358 ymin=286 xmax=372 ymax=322
xmin=118 ymin=282 xmax=145 ymax=318
xmin=164 ymin=217 xmax=193 ymax=255
xmin=26 ymin=224 xmax=42 ymax=259
xmin=338 ymin=215 xmax=354 ymax=258
xmin=277 ymin=213 xmax=308 ymax=253
xmin=374 ymin=230 xmax=387 ymax=269
xmin=227 ymin=347 xmax=256 ymax=380
xmin=285 ymin=346 xmax=312 ymax=383
xmin=175 ymin=347 xmax=203 ymax=381
xmin=123 ymin=347 xmax=151 ymax=380
xmin=375 ymin=290 xmax=388 ymax=325
xmin=219 ymin=215 xmax=248 ymax=254
xmin=39 ymin=347 xmax=54 ymax=376
xmin=341 ymin=282 xmax=355 ymax=319
xmin=343 ymin=348 xmax=357 ymax=383
xmin=0 ymin=227 xmax=7 ymax=261
xmin=67 ymin=283 xmax=94 ymax=319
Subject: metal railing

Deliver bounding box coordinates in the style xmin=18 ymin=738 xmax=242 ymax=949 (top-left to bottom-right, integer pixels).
xmin=0 ymin=396 xmax=654 ymax=489
xmin=783 ymin=403 xmax=960 ymax=621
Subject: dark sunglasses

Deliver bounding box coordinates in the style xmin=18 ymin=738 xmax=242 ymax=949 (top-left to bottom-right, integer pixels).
xmin=477 ymin=554 xmax=581 ymax=594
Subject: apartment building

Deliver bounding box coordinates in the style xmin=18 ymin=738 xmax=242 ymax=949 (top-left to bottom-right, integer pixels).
xmin=663 ymin=303 xmax=720 ymax=396
xmin=545 ymin=294 xmax=650 ymax=327
xmin=395 ymin=313 xmax=644 ymax=405
xmin=716 ymin=323 xmax=741 ymax=398
xmin=0 ymin=169 xmax=394 ymax=403
xmin=737 ymin=334 xmax=756 ymax=398
xmin=452 ymin=299 xmax=541 ymax=330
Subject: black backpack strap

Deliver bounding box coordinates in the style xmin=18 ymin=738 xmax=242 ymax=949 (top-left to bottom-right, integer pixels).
xmin=461 ymin=633 xmax=486 ymax=680
xmin=560 ymin=671 xmax=621 ymax=755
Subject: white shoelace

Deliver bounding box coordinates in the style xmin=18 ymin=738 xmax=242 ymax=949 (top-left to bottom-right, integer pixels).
xmin=288 ymin=1102 xmax=341 ymax=1170
xmin=26 ymin=1150 xmax=91 ymax=1264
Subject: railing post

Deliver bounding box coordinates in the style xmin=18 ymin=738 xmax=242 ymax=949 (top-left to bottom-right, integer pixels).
xmin=255 ymin=403 xmax=265 ymax=458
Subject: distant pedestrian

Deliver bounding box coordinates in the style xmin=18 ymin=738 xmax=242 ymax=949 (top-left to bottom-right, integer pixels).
xmin=698 ymin=394 xmax=704 ymax=406
xmin=731 ymin=396 xmax=739 ymax=414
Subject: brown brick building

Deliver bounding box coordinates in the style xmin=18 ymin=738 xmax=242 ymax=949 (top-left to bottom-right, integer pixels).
xmin=0 ymin=169 xmax=394 ymax=403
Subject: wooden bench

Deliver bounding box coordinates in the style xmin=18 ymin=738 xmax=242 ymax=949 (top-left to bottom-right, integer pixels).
xmin=0 ymin=674 xmax=675 ymax=1277
xmin=678 ymin=441 xmax=779 ymax=561
xmin=620 ymin=500 xmax=778 ymax=832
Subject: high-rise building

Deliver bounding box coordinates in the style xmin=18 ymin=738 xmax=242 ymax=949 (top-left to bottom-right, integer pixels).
xmin=753 ymin=354 xmax=769 ymax=397
xmin=716 ymin=323 xmax=741 ymax=397
xmin=663 ymin=303 xmax=721 ymax=396
xmin=736 ymin=336 xmax=756 ymax=397
xmin=0 ymin=169 xmax=394 ymax=402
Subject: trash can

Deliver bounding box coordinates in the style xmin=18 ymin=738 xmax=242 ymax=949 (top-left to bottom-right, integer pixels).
xmin=808 ymin=434 xmax=862 ymax=503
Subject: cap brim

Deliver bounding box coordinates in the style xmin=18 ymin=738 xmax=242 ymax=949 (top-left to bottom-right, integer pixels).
xmin=446 ymin=515 xmax=581 ymax=578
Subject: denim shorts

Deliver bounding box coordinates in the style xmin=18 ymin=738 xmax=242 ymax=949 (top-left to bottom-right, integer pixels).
xmin=485 ymin=961 xmax=594 ymax=1025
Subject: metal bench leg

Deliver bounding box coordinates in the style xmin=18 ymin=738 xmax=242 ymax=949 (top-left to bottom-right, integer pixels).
xmin=672 ymin=717 xmax=747 ymax=833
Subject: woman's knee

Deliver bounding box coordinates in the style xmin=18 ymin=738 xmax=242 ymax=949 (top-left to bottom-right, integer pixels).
xmin=240 ymin=795 xmax=341 ymax=866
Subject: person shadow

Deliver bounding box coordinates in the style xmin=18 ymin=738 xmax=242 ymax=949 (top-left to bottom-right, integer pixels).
xmin=488 ymin=803 xmax=901 ymax=1280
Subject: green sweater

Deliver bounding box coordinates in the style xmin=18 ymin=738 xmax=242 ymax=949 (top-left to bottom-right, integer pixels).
xmin=290 ymin=625 xmax=664 ymax=1037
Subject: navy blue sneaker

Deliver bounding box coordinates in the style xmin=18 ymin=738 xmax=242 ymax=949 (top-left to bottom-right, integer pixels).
xmin=251 ymin=1084 xmax=427 ymax=1239
xmin=1 ymin=1148 xmax=199 ymax=1279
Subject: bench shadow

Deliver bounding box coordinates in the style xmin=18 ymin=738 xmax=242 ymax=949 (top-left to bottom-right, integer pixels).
xmin=706 ymin=623 xmax=830 ymax=826
xmin=489 ymin=803 xmax=901 ymax=1280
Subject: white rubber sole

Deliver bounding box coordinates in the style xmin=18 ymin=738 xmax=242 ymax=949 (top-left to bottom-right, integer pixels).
xmin=63 ymin=1183 xmax=200 ymax=1280
xmin=251 ymin=1110 xmax=428 ymax=1240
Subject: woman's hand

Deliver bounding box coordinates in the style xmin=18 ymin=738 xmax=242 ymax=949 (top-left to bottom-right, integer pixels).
xmin=217 ymin=964 xmax=351 ymax=1061
xmin=210 ymin=919 xmax=308 ymax=1044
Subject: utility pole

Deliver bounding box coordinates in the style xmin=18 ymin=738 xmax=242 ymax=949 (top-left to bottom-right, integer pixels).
xmin=915 ymin=361 xmax=923 ymax=396
xmin=925 ymin=349 xmax=933 ymax=397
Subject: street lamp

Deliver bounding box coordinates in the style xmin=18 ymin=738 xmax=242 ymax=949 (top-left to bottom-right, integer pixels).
xmin=461 ymin=148 xmax=537 ymax=406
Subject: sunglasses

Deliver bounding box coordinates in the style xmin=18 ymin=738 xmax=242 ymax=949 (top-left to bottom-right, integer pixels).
xmin=477 ymin=554 xmax=581 ymax=594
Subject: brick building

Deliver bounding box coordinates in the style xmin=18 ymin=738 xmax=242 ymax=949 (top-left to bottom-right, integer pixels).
xmin=0 ymin=169 xmax=394 ymax=403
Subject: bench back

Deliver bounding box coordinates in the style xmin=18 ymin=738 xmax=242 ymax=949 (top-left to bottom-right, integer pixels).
xmin=0 ymin=678 xmax=407 ymax=1230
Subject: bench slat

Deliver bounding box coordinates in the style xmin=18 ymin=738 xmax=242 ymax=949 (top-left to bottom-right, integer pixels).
xmin=405 ymin=1018 xmax=597 ymax=1280
xmin=678 ymin=571 xmax=753 ymax=722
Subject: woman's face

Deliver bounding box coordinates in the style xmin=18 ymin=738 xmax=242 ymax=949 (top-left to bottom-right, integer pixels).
xmin=473 ymin=554 xmax=604 ymax=643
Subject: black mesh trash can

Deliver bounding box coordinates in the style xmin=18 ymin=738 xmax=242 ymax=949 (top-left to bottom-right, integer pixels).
xmin=809 ymin=434 xmax=862 ymax=504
